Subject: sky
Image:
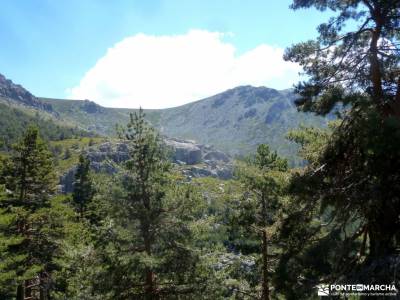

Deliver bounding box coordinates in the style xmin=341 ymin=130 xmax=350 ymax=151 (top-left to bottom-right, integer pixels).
xmin=0 ymin=0 xmax=331 ymax=108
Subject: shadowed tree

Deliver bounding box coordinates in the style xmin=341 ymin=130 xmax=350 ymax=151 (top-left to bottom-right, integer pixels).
xmin=276 ymin=1 xmax=400 ymax=298
xmin=0 ymin=126 xmax=62 ymax=300
xmin=100 ymin=109 xmax=210 ymax=299
xmin=285 ymin=0 xmax=400 ymax=116
xmin=72 ymin=154 xmax=95 ymax=220
xmin=233 ymin=144 xmax=288 ymax=300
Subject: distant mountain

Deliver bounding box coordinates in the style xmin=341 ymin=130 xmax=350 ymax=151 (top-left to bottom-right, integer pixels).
xmin=0 ymin=74 xmax=53 ymax=112
xmin=41 ymin=86 xmax=327 ymax=162
xmin=39 ymin=98 xmax=133 ymax=135
xmin=0 ymin=74 xmax=93 ymax=149
xmin=151 ymin=86 xmax=326 ymax=160
xmin=0 ymin=73 xmax=327 ymax=162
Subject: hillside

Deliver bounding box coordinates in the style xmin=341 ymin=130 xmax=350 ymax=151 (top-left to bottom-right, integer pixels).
xmin=39 ymin=98 xmax=133 ymax=135
xmin=153 ymin=86 xmax=326 ymax=159
xmin=0 ymin=75 xmax=94 ymax=149
xmin=0 ymin=74 xmax=53 ymax=111
xmin=0 ymin=73 xmax=327 ymax=161
xmin=41 ymin=86 xmax=327 ymax=161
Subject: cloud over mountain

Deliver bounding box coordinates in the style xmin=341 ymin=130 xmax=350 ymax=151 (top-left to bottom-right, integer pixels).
xmin=68 ymin=30 xmax=300 ymax=109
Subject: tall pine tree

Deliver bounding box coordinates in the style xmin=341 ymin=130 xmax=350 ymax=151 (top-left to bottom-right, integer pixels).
xmin=232 ymin=144 xmax=288 ymax=299
xmin=0 ymin=126 xmax=60 ymax=299
xmin=72 ymin=154 xmax=94 ymax=220
xmin=102 ymin=109 xmax=208 ymax=299
xmin=276 ymin=1 xmax=400 ymax=297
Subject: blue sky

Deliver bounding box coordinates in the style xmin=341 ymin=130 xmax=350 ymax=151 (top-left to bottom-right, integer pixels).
xmin=0 ymin=0 xmax=330 ymax=108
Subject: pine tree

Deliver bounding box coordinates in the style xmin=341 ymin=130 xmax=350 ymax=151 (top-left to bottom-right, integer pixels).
xmin=120 ymin=109 xmax=168 ymax=299
xmin=100 ymin=109 xmax=207 ymax=299
xmin=285 ymin=0 xmax=400 ymax=117
xmin=233 ymin=144 xmax=288 ymax=299
xmin=72 ymin=154 xmax=94 ymax=220
xmin=0 ymin=183 xmax=23 ymax=298
xmin=276 ymin=1 xmax=400 ymax=297
xmin=0 ymin=126 xmax=60 ymax=299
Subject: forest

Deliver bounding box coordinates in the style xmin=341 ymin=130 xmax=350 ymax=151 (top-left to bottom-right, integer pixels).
xmin=0 ymin=1 xmax=399 ymax=299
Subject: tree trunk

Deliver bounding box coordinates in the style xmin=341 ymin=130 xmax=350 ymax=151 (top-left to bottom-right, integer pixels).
xmin=366 ymin=196 xmax=398 ymax=260
xmin=25 ymin=279 xmax=32 ymax=299
xmin=143 ymin=222 xmax=157 ymax=300
xmin=145 ymin=268 xmax=156 ymax=300
xmin=369 ymin=24 xmax=384 ymax=109
xmin=368 ymin=226 xmax=395 ymax=260
xmin=367 ymin=3 xmax=386 ymax=115
xmin=260 ymin=192 xmax=270 ymax=300
xmin=40 ymin=288 xmax=46 ymax=300
xmin=16 ymin=284 xmax=24 ymax=300
xmin=40 ymin=275 xmax=47 ymax=300
xmin=261 ymin=229 xmax=270 ymax=300
xmin=392 ymin=76 xmax=400 ymax=117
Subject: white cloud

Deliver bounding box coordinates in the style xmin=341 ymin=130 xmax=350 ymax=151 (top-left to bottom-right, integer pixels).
xmin=68 ymin=30 xmax=300 ymax=109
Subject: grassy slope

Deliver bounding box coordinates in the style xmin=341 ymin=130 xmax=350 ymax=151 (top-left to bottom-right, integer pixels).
xmin=49 ymin=137 xmax=106 ymax=174
xmin=40 ymin=86 xmax=327 ymax=163
xmin=152 ymin=87 xmax=326 ymax=164
xmin=40 ymin=98 xmax=133 ymax=136
xmin=40 ymin=98 xmax=164 ymax=136
xmin=0 ymin=97 xmax=94 ymax=149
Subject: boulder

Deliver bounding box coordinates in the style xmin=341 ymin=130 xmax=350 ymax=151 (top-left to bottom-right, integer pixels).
xmin=116 ymin=143 xmax=128 ymax=152
xmin=216 ymin=166 xmax=233 ymax=180
xmin=98 ymin=142 xmax=113 ymax=152
xmin=59 ymin=138 xmax=233 ymax=193
xmin=87 ymin=151 xmax=108 ymax=163
xmin=203 ymin=150 xmax=230 ymax=163
xmin=165 ymin=139 xmax=202 ymax=165
xmin=60 ymin=166 xmax=77 ymax=193
xmin=109 ymin=151 xmax=130 ymax=163
xmin=90 ymin=161 xmax=118 ymax=174
xmin=189 ymin=166 xmax=217 ymax=178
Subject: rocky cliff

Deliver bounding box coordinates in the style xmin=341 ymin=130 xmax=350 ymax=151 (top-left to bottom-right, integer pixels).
xmin=42 ymin=85 xmax=327 ymax=163
xmin=60 ymin=138 xmax=233 ymax=193
xmin=0 ymin=73 xmax=53 ymax=112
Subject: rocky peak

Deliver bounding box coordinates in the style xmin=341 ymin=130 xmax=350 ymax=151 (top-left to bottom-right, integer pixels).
xmin=0 ymin=73 xmax=53 ymax=112
xmin=209 ymin=85 xmax=282 ymax=110
xmin=81 ymin=99 xmax=104 ymax=114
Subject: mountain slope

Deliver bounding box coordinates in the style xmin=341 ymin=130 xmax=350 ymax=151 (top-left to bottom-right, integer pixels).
xmin=41 ymin=86 xmax=327 ymax=161
xmin=0 ymin=75 xmax=94 ymax=149
xmin=154 ymin=86 xmax=326 ymax=159
xmin=39 ymin=98 xmax=134 ymax=135
xmin=0 ymin=100 xmax=94 ymax=149
xmin=0 ymin=74 xmax=53 ymax=111
xmin=0 ymin=73 xmax=327 ymax=161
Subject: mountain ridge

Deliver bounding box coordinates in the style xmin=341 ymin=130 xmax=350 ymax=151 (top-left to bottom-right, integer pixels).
xmin=0 ymin=73 xmax=327 ymax=162
xmin=0 ymin=74 xmax=53 ymax=112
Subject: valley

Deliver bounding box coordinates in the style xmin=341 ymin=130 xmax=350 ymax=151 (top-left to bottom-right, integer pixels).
xmin=1 ymin=1 xmax=398 ymax=297
xmin=1 ymin=73 xmax=327 ymax=165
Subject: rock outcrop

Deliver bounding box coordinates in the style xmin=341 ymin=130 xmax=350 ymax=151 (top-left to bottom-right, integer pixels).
xmin=59 ymin=138 xmax=233 ymax=193
xmin=59 ymin=166 xmax=77 ymax=193
xmin=81 ymin=100 xmax=104 ymax=114
xmin=0 ymin=73 xmax=53 ymax=112
xmin=165 ymin=138 xmax=202 ymax=165
xmin=203 ymin=150 xmax=230 ymax=163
